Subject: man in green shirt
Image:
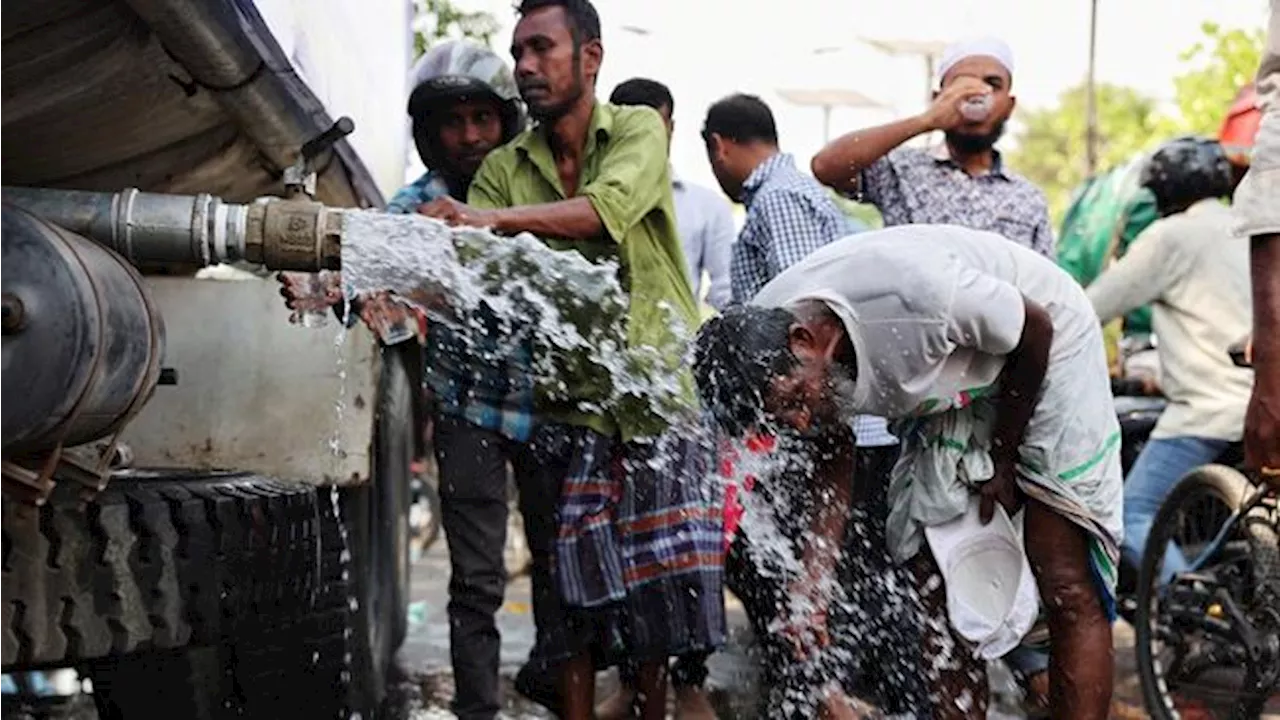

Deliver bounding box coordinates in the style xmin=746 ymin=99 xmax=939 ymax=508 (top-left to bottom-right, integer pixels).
xmin=419 ymin=1 xmax=724 ymax=718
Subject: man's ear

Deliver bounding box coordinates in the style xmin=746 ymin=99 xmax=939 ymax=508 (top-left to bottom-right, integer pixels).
xmin=788 ymin=322 xmax=817 ymax=355
xmin=582 ymin=39 xmax=603 ymax=81
xmin=1006 ymin=93 xmax=1018 ymax=115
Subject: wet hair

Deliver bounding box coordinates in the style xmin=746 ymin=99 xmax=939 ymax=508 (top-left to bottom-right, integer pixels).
xmin=702 ymin=93 xmax=778 ymax=146
xmin=693 ymin=305 xmax=797 ymax=435
xmin=516 ymin=0 xmax=601 ymax=47
xmin=609 ymin=78 xmax=674 ymax=115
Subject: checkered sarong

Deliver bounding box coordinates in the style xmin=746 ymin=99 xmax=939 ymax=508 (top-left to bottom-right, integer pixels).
xmin=552 ymin=423 xmax=726 ymax=661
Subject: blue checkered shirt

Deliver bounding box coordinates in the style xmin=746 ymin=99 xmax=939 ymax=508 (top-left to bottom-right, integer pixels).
xmin=729 ymin=153 xmax=856 ymax=302
xmin=729 ymin=154 xmax=896 ymax=447
xmin=388 ymin=171 xmax=537 ymax=442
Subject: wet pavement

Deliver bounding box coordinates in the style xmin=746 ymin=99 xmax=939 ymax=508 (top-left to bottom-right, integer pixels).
xmin=393 ymin=539 xmax=1163 ymax=719
xmin=7 ymin=535 xmax=1276 ymax=719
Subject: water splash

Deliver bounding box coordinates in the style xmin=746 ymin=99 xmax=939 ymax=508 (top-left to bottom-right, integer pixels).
xmin=339 ymin=211 xmax=692 ymax=431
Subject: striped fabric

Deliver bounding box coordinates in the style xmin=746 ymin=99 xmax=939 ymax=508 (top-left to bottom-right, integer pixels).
xmin=552 ymin=423 xmax=726 ymax=662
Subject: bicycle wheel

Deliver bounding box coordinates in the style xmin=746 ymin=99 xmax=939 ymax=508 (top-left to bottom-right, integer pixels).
xmin=1134 ymin=465 xmax=1279 ymax=719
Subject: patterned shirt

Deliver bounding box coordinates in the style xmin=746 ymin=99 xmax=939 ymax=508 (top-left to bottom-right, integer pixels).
xmin=859 ymin=145 xmax=1056 ymax=259
xmin=729 ymin=153 xmax=854 ymax=302
xmin=389 ymin=170 xmax=537 ymax=442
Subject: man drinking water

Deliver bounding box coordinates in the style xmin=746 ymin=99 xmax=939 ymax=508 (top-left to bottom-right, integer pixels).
xmin=693 ymin=224 xmax=1123 ymax=719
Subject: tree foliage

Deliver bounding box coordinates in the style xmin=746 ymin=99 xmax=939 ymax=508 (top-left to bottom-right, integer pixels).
xmin=1007 ymin=83 xmax=1167 ymax=223
xmin=1007 ymin=21 xmax=1265 ymax=227
xmin=1170 ymin=22 xmax=1266 ymax=135
xmin=413 ymin=0 xmax=501 ymax=56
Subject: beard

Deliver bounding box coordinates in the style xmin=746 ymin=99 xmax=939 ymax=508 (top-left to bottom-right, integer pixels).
xmin=520 ymin=52 xmax=587 ymax=122
xmin=523 ymin=83 xmax=583 ymax=121
xmin=945 ymin=119 xmax=1007 ymax=155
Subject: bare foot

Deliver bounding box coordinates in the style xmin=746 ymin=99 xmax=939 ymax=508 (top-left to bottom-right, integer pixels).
xmin=594 ymin=682 xmax=638 ymax=720
xmin=674 ymin=686 xmax=717 ymax=720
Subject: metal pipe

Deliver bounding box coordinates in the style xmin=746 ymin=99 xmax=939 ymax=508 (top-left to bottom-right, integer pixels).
xmin=3 ymin=186 xmax=342 ymax=272
xmin=119 ymin=0 xmax=383 ymax=209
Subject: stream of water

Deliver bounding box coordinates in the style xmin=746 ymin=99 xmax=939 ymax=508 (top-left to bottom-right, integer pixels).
xmin=331 ymin=210 xmax=973 ymax=717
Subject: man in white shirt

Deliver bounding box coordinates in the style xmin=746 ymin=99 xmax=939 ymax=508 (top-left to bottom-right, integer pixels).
xmin=1088 ymin=138 xmax=1253 ymax=575
xmin=693 ymin=224 xmax=1122 ymax=719
xmin=610 ymin=78 xmax=735 ymax=310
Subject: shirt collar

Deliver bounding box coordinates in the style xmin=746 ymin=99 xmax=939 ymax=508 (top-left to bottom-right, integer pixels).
xmin=514 ymin=101 xmax=613 ymax=156
xmin=1185 ymin=197 xmax=1225 ymax=215
xmin=930 ymin=142 xmax=1010 ymax=180
xmin=741 ymin=152 xmax=792 ymax=204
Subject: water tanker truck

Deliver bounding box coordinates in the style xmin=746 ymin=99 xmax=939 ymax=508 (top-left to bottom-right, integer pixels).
xmin=2 ymin=1 xmax=418 ymax=717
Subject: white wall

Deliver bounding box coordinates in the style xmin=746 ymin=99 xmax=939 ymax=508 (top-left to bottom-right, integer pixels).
xmin=253 ymin=0 xmax=414 ymax=199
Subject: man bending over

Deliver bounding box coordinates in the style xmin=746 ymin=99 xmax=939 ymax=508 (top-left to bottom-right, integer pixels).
xmin=693 ymin=224 xmax=1123 ymax=719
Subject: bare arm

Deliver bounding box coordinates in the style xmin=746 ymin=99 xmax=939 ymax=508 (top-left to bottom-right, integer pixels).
xmin=811 ymin=75 xmax=992 ymax=194
xmin=1246 ymin=233 xmax=1280 ymax=479
xmin=786 ymin=432 xmax=856 ymax=658
xmin=490 ymin=197 xmax=603 ymax=239
xmin=992 ymin=299 xmax=1054 ymax=460
xmin=810 ymin=115 xmax=933 ymax=195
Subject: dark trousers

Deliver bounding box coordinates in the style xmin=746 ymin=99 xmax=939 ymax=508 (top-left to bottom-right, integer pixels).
xmin=434 ymin=415 xmax=558 ymax=720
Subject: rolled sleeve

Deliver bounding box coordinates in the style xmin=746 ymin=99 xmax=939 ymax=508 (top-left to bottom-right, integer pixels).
xmin=857 ymin=154 xmax=902 ymax=210
xmin=1236 ymin=2 xmax=1280 ymax=236
xmin=579 ymin=107 xmax=670 ymax=243
xmin=947 ymin=266 xmax=1026 ymax=356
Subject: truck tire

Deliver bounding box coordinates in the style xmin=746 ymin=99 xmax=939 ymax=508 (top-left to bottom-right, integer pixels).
xmin=85 ymin=478 xmax=363 ymax=720
xmin=344 ymin=343 xmax=416 ymax=714
xmin=88 ymin=347 xmax=416 ymax=719
xmin=2 ymin=472 xmax=325 ymax=671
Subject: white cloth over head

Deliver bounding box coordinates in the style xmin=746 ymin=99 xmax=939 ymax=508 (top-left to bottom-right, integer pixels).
xmin=936 ymin=37 xmax=1015 ymax=85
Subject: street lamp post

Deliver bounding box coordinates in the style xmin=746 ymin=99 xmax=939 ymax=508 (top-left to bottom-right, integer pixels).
xmin=1085 ymin=0 xmax=1100 ymax=176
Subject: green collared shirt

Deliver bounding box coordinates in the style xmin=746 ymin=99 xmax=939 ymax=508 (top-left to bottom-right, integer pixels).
xmin=468 ymin=102 xmax=698 ymax=441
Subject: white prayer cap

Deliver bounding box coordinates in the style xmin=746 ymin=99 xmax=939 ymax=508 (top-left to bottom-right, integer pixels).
xmin=936 ymin=37 xmax=1015 ymax=85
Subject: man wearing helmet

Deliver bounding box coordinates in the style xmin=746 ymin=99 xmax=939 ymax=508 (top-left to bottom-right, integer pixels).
xmin=1087 ymin=137 xmax=1253 ymax=579
xmin=391 ymin=39 xmax=544 ymax=720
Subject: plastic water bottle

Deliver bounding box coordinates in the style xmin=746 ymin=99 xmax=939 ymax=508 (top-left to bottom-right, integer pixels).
xmin=960 ymin=94 xmax=993 ymax=122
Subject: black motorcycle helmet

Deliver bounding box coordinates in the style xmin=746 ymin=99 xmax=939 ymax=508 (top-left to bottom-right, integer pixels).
xmin=1139 ymin=136 xmax=1234 ymax=217
xmin=406 ymin=40 xmax=526 ymax=167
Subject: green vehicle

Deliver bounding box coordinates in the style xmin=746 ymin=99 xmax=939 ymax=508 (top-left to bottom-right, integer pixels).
xmin=1056 ymin=153 xmax=1160 ymax=336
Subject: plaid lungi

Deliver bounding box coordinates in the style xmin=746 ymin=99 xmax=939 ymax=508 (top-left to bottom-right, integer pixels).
xmin=547 ymin=422 xmax=726 ymax=664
